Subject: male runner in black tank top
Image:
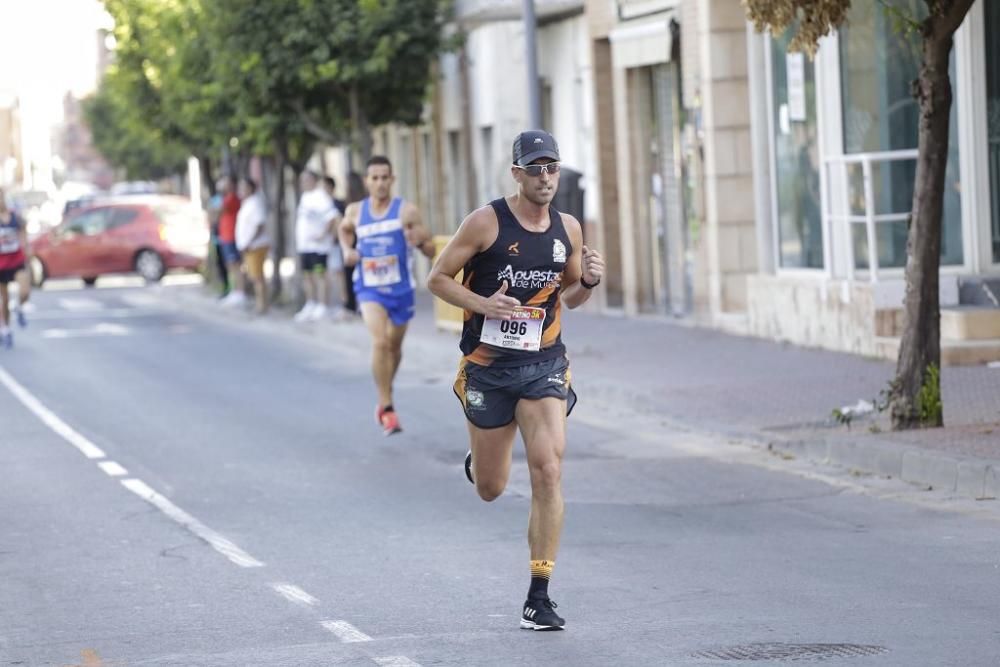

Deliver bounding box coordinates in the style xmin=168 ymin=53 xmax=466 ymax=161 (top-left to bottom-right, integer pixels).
xmin=428 ymin=130 xmax=605 ymax=631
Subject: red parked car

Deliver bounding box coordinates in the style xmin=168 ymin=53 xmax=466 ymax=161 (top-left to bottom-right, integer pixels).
xmin=30 ymin=195 xmax=209 ymax=286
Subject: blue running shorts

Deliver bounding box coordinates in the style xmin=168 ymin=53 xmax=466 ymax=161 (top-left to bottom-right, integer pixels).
xmin=357 ymin=289 xmax=416 ymax=326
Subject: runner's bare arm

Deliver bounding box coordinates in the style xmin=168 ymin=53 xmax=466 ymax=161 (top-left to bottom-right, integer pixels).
xmin=427 ymin=206 xmax=520 ymax=319
xmin=560 ymin=213 xmax=604 ymax=309
xmin=17 ymin=224 xmax=29 ymax=260
xmin=339 ymin=203 xmax=360 ymax=266
xmin=322 ymin=207 xmax=341 ymax=240
xmin=402 ymin=202 xmax=435 ymax=259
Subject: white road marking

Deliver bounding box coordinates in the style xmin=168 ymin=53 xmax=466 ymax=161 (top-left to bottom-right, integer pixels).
xmin=320 ymin=620 xmax=373 ymax=643
xmin=98 ymin=461 xmax=128 ymax=477
xmin=120 ymin=478 xmax=264 ymax=568
xmin=119 ymin=292 xmax=161 ymax=307
xmin=42 ymin=323 xmax=130 ymax=339
xmin=29 ymin=309 xmax=159 ymax=321
xmin=373 ymin=658 xmax=421 ymax=667
xmin=58 ymin=297 xmax=105 ymax=311
xmin=271 ymin=583 xmax=318 ymax=606
xmin=0 ymin=366 xmax=106 ymax=459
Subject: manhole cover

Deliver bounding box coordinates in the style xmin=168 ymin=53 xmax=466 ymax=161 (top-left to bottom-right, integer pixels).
xmin=692 ymin=643 xmax=888 ymax=662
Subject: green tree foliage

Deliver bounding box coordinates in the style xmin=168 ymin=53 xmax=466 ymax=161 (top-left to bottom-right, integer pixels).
xmin=206 ymin=0 xmax=449 ymax=158
xmin=86 ymin=0 xmax=237 ymax=180
xmin=82 ymin=61 xmax=189 ymax=180
xmin=88 ymin=0 xmax=450 ymax=175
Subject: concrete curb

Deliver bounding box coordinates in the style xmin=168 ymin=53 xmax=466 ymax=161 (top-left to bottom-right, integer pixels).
xmin=771 ymin=434 xmax=1000 ymax=500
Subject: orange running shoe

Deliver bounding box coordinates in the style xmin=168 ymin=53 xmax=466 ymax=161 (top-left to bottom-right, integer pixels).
xmin=377 ymin=405 xmax=403 ymax=436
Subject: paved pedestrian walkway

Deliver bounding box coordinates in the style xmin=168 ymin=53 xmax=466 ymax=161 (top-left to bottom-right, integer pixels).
xmin=176 ymin=285 xmax=1000 ymax=497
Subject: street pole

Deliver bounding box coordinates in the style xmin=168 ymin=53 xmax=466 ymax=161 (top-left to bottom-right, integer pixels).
xmin=522 ymin=0 xmax=542 ymax=129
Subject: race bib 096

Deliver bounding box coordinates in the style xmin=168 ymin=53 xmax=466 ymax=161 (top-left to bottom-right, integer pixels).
xmin=480 ymin=306 xmax=545 ymax=351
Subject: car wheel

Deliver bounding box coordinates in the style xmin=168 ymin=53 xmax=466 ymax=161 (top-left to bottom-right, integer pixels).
xmin=135 ymin=249 xmax=166 ymax=283
xmin=29 ymin=256 xmax=46 ymax=287
xmin=82 ymin=277 xmax=98 ymax=287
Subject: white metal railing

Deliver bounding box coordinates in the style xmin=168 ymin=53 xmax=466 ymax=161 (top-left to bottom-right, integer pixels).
xmin=823 ymin=149 xmax=919 ymax=283
xmin=454 ymin=0 xmax=584 ymax=23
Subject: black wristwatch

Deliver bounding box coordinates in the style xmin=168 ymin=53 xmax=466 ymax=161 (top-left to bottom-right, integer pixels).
xmin=579 ymin=275 xmax=600 ymax=290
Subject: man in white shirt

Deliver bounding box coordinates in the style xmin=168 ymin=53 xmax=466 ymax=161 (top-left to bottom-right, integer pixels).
xmin=235 ymin=177 xmax=271 ymax=314
xmin=294 ymin=171 xmax=341 ymax=322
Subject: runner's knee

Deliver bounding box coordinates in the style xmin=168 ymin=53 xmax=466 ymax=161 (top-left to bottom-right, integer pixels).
xmin=372 ymin=337 xmax=393 ymax=356
xmin=476 ymin=478 xmax=506 ymax=502
xmin=528 ymin=459 xmax=561 ymax=491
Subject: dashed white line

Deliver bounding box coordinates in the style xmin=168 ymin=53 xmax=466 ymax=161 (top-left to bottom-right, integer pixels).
xmin=57 ymin=297 xmax=105 ymax=311
xmin=2 ymin=361 xmax=403 ymax=660
xmin=372 ymin=657 xmax=421 ymax=667
xmin=42 ymin=323 xmax=131 ymax=339
xmin=120 ymin=478 xmax=264 ymax=568
xmin=0 ymin=366 xmax=106 ymax=459
xmin=98 ymin=461 xmax=128 ymax=477
xmin=271 ymin=583 xmax=318 ymax=606
xmin=321 ymin=620 xmax=373 ymax=643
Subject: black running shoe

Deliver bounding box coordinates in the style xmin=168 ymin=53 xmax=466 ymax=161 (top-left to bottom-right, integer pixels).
xmin=464 ymin=450 xmax=474 ymax=484
xmin=520 ymin=597 xmax=565 ymax=631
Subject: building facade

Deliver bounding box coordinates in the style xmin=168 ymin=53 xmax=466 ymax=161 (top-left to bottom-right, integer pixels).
xmin=362 ymin=0 xmax=999 ymax=362
xmin=0 ymin=93 xmax=24 ymax=188
xmin=745 ymin=0 xmax=1000 ymax=363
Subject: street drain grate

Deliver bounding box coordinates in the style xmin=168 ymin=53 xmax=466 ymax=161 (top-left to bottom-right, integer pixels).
xmin=692 ymin=643 xmax=888 ymax=662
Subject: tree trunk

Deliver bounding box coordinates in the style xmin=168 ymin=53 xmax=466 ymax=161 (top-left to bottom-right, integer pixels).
xmin=200 ymin=155 xmax=216 ymax=197
xmin=890 ymin=32 xmax=954 ymax=430
xmin=458 ymin=41 xmax=479 ymax=214
xmin=271 ymin=148 xmax=288 ymax=301
xmin=349 ymin=85 xmax=374 ymax=167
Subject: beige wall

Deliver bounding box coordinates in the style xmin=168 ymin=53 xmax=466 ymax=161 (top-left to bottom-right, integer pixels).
xmin=586 ymin=0 xmax=616 ymax=39
xmin=747 ymin=275 xmax=878 ymax=356
xmin=696 ymin=0 xmax=757 ymax=315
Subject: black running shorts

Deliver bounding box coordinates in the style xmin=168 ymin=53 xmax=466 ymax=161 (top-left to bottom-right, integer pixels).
xmin=453 ymin=355 xmax=577 ymax=429
xmin=300 ymin=252 xmax=329 ymax=272
xmin=0 ymin=263 xmax=25 ymax=284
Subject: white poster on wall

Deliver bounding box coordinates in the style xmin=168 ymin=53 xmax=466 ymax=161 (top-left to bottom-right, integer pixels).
xmin=786 ymin=52 xmax=807 ymax=122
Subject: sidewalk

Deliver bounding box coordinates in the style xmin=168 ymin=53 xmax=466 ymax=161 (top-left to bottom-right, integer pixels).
xmin=175 ymin=286 xmax=1000 ymax=500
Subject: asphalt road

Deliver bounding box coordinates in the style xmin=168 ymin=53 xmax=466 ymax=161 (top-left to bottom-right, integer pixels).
xmin=2 ymin=280 xmax=999 ymax=667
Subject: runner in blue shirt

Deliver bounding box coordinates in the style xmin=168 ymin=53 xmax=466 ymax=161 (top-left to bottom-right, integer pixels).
xmin=339 ymin=156 xmax=435 ymax=435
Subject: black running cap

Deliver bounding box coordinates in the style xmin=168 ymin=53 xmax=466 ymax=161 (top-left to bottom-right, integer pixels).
xmin=512 ymin=130 xmax=560 ymax=166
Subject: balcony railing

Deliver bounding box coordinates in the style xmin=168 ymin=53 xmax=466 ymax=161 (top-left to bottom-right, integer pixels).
xmin=823 ymin=149 xmax=919 ymax=283
xmin=454 ymin=0 xmax=584 ymax=25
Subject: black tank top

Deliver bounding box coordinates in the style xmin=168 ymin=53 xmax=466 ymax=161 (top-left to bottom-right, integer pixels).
xmin=459 ymin=198 xmax=572 ymax=367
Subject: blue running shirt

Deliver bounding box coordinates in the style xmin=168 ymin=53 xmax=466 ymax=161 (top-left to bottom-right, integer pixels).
xmin=352 ymin=197 xmax=413 ymax=296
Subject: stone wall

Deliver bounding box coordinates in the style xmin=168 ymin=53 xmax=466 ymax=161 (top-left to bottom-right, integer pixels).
xmin=747 ymin=275 xmax=877 ymax=356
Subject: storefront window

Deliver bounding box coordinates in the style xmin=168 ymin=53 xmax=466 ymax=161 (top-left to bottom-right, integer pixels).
xmin=840 ymin=0 xmax=963 ymax=269
xmin=770 ymin=32 xmax=822 ymax=269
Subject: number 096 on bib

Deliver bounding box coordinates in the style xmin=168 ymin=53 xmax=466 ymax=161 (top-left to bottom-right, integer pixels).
xmin=479 ymin=306 xmax=546 ymax=351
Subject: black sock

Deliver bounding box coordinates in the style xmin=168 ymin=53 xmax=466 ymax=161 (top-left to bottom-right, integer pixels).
xmin=528 ymin=560 xmax=553 ymax=600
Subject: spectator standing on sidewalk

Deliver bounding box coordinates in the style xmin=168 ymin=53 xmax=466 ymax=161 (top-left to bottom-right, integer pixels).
xmin=207 ymin=179 xmax=230 ymax=297
xmin=0 ymin=188 xmax=31 ymax=349
xmin=294 ymin=171 xmax=341 ymax=322
xmin=427 ymin=130 xmax=605 ymax=631
xmin=218 ymin=177 xmax=246 ymax=307
xmin=323 ymin=176 xmax=355 ymax=315
xmin=235 ymin=177 xmax=270 ymax=315
xmin=339 ymin=156 xmax=436 ymax=435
